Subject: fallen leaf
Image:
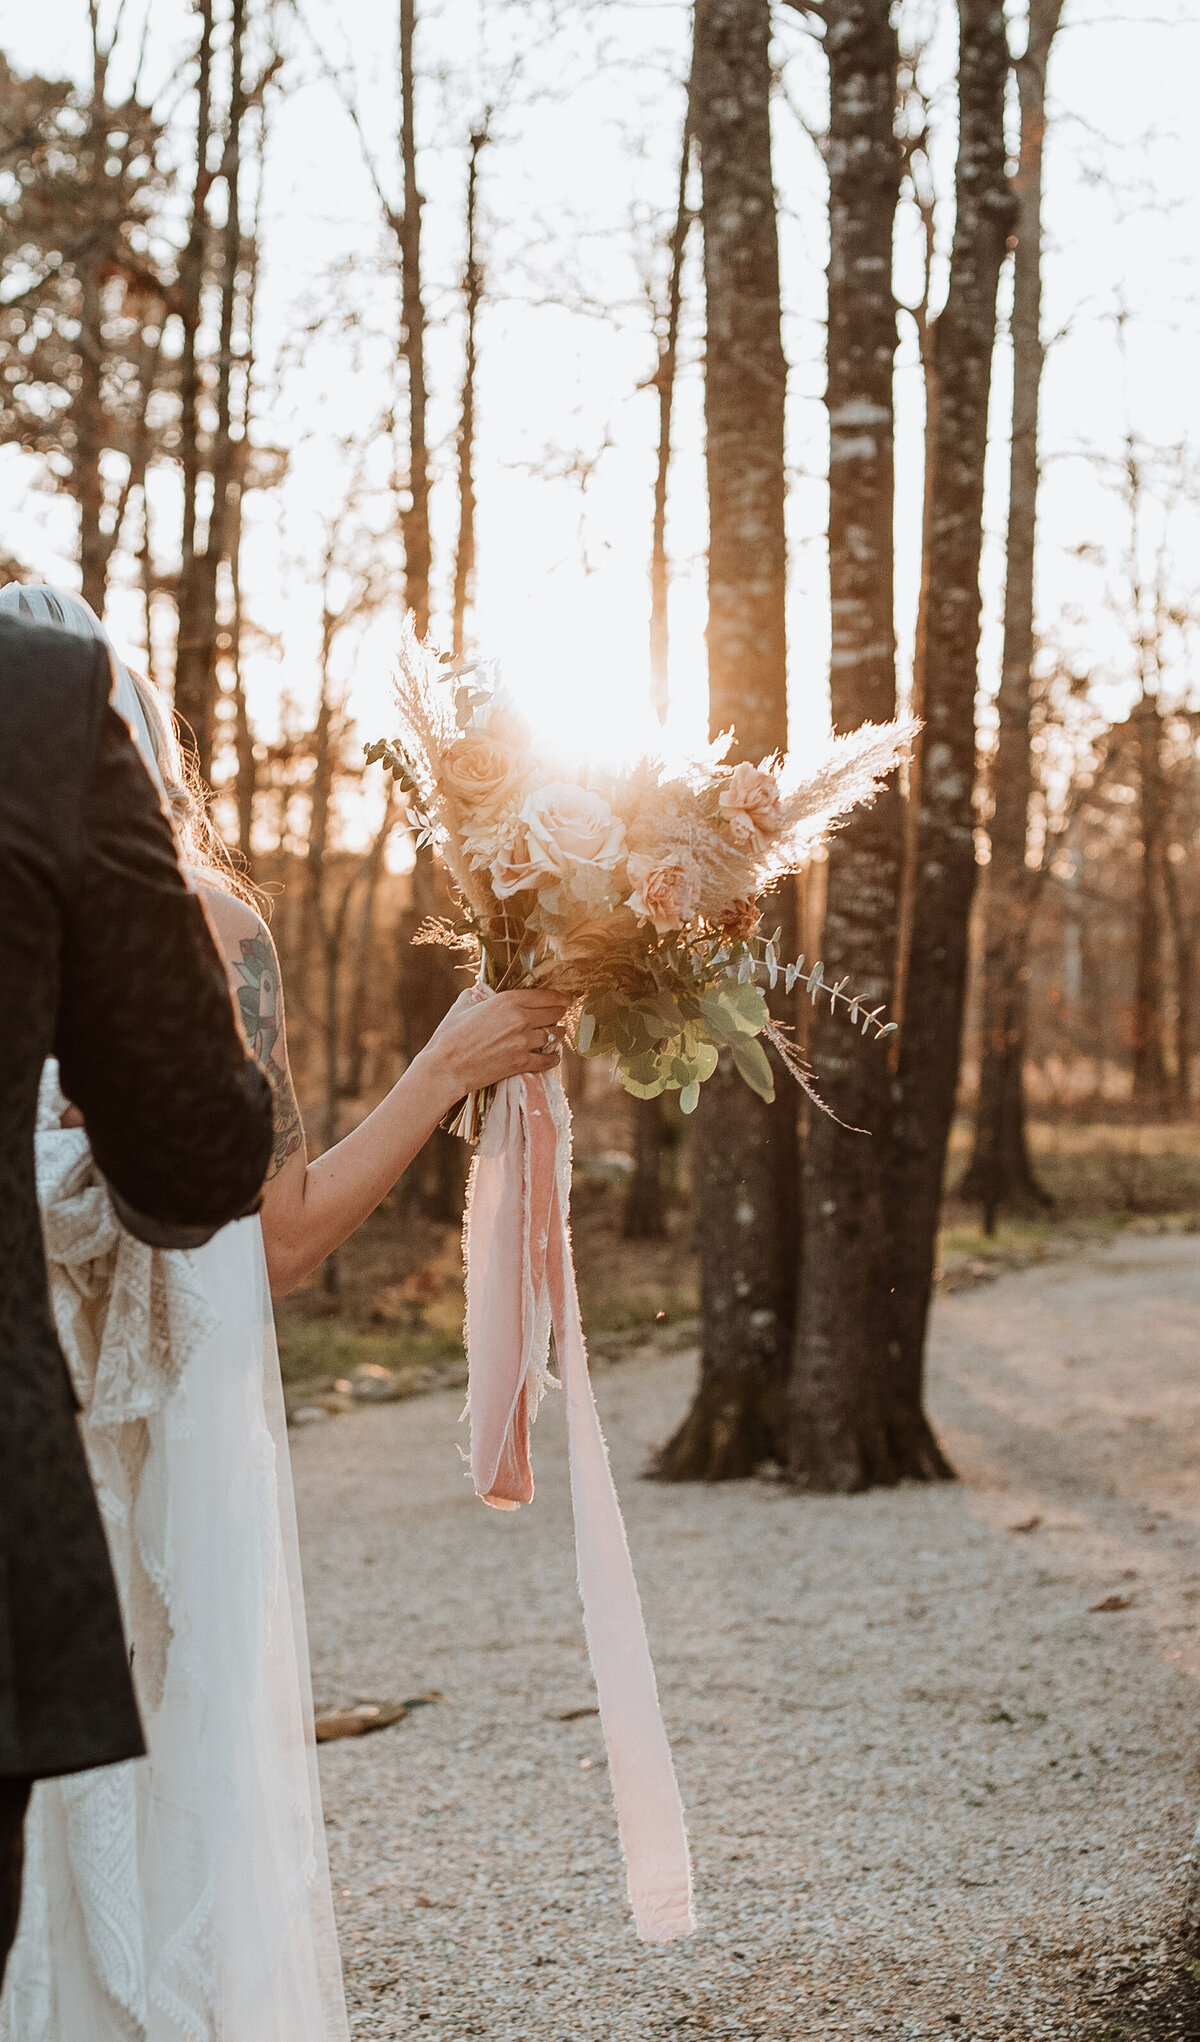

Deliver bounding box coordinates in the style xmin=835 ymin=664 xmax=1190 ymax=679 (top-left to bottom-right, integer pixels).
xmin=1008 ymin=1515 xmax=1043 ymax=1533
xmin=314 ymin=1692 xmax=444 ymax=1743
xmin=1090 ymin=1594 xmax=1133 ymax=1613
xmin=557 ymin=1705 xmax=600 ymax=1722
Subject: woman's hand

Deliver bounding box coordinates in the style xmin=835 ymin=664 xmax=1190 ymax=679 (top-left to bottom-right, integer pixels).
xmin=416 ymin=989 xmax=570 ymax=1110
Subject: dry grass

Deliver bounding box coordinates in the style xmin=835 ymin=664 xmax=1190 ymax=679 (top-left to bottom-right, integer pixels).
xmin=278 ymin=1104 xmax=1200 ymax=1401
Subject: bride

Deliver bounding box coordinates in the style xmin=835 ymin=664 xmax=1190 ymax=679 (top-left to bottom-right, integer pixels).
xmin=0 ymin=583 xmax=566 ymax=2042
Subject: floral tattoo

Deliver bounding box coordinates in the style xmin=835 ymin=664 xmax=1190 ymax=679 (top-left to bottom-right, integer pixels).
xmin=234 ymin=930 xmax=303 ymax=1177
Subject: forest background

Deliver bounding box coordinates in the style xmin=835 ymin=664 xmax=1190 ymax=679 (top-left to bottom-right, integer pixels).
xmin=3 ymin=0 xmax=1200 ymax=1493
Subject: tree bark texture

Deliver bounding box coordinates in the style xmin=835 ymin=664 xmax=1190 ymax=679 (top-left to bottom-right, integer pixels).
xmin=961 ymin=0 xmax=1062 ymax=1224
xmin=656 ymin=0 xmax=797 ymax=1482
xmin=788 ymin=0 xmax=948 ymax=1489
xmin=886 ymin=0 xmax=1015 ymax=1393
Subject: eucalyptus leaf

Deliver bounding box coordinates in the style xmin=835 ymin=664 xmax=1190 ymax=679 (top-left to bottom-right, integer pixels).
xmin=692 ymin=1040 xmax=719 ymax=1082
xmin=575 ymin=1009 xmax=596 ymax=1055
xmin=679 ymin=1081 xmax=701 ymax=1115
xmin=719 ymin=980 xmax=770 ymax=1033
xmin=620 ymin=1071 xmax=669 ymax=1100
xmin=729 ymin=1031 xmax=776 ymax=1103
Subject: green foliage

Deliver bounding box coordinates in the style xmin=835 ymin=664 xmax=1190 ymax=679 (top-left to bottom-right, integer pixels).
xmin=578 ymin=979 xmax=772 ymax=1109
xmin=574 ymin=931 xmax=899 ymax=1111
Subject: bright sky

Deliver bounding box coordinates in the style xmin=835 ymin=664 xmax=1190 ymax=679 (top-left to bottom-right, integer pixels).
xmin=3 ymin=0 xmax=1199 ymax=804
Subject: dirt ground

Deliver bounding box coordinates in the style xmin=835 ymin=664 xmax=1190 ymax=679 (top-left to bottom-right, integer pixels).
xmin=291 ymin=1228 xmax=1200 ymax=2042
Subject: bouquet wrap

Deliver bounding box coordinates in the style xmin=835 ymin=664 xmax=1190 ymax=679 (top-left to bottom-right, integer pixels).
xmin=465 ymin=1005 xmax=694 ymax=1943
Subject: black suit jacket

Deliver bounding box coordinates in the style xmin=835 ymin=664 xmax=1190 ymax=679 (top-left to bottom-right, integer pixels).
xmin=0 ymin=612 xmax=274 ymax=1780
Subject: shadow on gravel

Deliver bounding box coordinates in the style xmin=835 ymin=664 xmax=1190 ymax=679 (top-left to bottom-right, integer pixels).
xmin=1076 ymin=1941 xmax=1200 ymax=2041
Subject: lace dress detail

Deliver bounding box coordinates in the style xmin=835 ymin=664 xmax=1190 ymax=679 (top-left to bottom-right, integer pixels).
xmin=0 ymin=1068 xmax=349 ymax=2042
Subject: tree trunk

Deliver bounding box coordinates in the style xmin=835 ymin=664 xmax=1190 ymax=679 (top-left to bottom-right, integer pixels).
xmin=885 ymin=0 xmax=1015 ymax=1396
xmin=649 ymin=95 xmax=692 ymax=724
xmin=656 ymin=0 xmax=796 ymax=1483
xmin=1131 ymin=696 xmax=1169 ymax=1107
xmin=1163 ymin=841 xmax=1194 ymax=1109
xmin=398 ymin=850 xmax=469 ymax=1222
xmin=626 ymin=96 xmax=692 ymax=1245
xmin=787 ymin=0 xmax=947 ymax=1490
xmin=345 ymin=787 xmax=397 ymax=1100
xmin=398 ymin=0 xmax=430 ymax=637
xmin=173 ymin=0 xmax=217 ymax=770
xmin=394 ymin=0 xmax=461 ymax=1215
xmin=451 ymin=122 xmax=487 ymax=660
xmin=624 ymin=1093 xmax=667 ymax=1241
xmin=961 ymin=0 xmax=1062 ymax=1225
xmin=76 ymin=25 xmax=114 ymax=614
xmin=230 ymin=102 xmax=266 ymax=870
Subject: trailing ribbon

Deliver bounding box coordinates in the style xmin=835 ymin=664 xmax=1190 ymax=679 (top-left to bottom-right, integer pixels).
xmin=463 ymin=1062 xmax=695 ymax=1944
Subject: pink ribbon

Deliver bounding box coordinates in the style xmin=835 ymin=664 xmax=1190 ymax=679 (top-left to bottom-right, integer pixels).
xmin=464 ymin=1065 xmax=695 ymax=1943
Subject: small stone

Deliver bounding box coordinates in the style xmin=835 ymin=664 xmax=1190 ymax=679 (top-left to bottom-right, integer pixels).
xmin=287 ymin=1403 xmax=329 ymax=1427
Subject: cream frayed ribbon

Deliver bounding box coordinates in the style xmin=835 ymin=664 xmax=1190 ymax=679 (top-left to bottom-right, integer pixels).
xmin=463 ymin=1057 xmax=694 ymax=1944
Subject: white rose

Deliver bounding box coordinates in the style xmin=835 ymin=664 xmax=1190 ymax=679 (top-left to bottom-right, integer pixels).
xmin=520 ymin=782 xmax=627 ymax=879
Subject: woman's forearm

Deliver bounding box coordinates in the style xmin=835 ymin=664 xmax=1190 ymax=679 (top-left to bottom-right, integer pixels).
xmin=262 ymin=1046 xmax=463 ymax=1295
xmin=258 ymin=985 xmax=568 ymax=1296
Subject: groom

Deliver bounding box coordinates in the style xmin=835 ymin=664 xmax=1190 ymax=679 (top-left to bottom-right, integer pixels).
xmin=0 ymin=608 xmax=275 ymax=1978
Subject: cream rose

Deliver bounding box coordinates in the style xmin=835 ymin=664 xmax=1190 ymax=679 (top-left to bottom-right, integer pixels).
xmin=718 ymin=761 xmax=785 ymax=851
xmin=520 ymin=782 xmax=627 ymax=879
xmin=625 ymin=854 xmax=698 ymax=936
xmin=489 ymin=828 xmax=542 ymax=898
xmin=441 ymin=732 xmax=519 ymax=819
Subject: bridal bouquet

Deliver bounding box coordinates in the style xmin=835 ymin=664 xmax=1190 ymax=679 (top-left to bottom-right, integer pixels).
xmin=366 ymin=628 xmax=912 ymax=1947
xmin=367 ymin=627 xmax=913 ymax=1127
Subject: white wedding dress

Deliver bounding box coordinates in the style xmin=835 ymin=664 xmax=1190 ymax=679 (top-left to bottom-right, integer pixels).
xmin=0 ymin=1069 xmax=349 ymax=2042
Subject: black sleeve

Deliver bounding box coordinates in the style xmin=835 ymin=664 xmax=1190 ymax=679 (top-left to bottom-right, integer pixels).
xmin=54 ymin=702 xmax=274 ymax=1234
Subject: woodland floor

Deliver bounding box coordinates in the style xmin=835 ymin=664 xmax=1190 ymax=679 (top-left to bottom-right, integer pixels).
xmin=293 ymin=1221 xmax=1200 ymax=2042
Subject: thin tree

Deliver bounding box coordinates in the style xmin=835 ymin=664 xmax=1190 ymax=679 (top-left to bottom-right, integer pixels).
xmin=228 ymin=104 xmax=270 ymax=868
xmin=788 ymin=0 xmax=944 ymax=1489
xmin=398 ymin=0 xmax=431 ymax=635
xmin=392 ymin=0 xmax=465 ymax=1218
xmin=886 ymin=0 xmax=1015 ymax=1394
xmin=625 ymin=92 xmax=693 ymax=1244
xmin=451 ymin=120 xmax=489 ymax=660
xmin=1124 ymin=445 xmax=1173 ymax=1107
xmin=173 ymin=0 xmax=217 ymax=766
xmin=656 ymin=0 xmax=796 ymax=1482
xmin=961 ymin=0 xmax=1064 ymax=1225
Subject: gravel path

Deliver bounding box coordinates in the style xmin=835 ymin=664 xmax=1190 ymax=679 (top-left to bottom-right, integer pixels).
xmin=294 ymin=1232 xmax=1200 ymax=2041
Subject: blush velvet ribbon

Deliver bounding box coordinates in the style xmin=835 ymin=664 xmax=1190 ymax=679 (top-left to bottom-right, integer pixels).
xmin=463 ymin=1059 xmax=695 ymax=1944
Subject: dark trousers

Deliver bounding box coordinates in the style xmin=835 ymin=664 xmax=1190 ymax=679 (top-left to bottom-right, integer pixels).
xmin=0 ymin=1776 xmax=31 ymax=1988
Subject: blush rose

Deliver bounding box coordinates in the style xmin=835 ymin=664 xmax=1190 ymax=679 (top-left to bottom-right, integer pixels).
xmin=625 ymin=854 xmax=698 ymax=936
xmin=718 ymin=761 xmax=785 ymax=851
xmin=489 ymin=828 xmax=542 ymax=899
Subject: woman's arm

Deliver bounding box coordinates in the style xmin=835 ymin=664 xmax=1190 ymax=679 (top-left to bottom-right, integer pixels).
xmin=202 ymin=891 xmax=567 ymax=1297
